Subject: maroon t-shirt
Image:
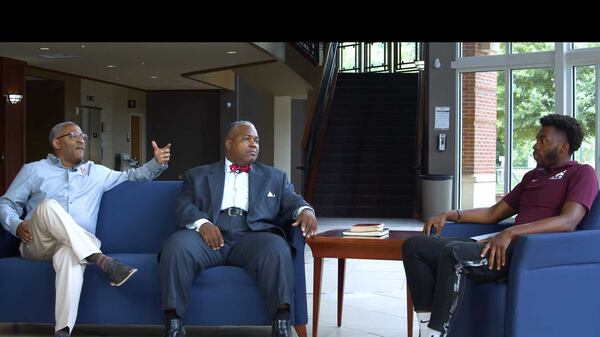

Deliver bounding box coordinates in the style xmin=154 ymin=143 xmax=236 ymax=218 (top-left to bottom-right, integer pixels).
xmin=502 ymin=161 xmax=598 ymax=225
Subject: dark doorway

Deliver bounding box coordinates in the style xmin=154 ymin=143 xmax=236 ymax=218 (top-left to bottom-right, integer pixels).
xmin=25 ymin=77 xmax=65 ymax=163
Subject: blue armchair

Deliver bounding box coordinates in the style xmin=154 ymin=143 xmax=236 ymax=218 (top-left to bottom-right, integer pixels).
xmin=441 ymin=193 xmax=600 ymax=337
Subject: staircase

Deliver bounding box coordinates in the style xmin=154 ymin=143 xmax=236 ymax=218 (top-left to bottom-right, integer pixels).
xmin=311 ymin=72 xmax=419 ymax=217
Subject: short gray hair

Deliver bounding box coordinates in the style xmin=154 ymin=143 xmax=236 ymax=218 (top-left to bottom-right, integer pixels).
xmin=49 ymin=121 xmax=77 ymax=144
xmin=225 ymin=120 xmax=255 ymax=138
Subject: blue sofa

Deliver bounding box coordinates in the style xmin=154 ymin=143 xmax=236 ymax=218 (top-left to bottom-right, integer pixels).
xmin=0 ymin=181 xmax=308 ymax=334
xmin=441 ymin=193 xmax=600 ymax=337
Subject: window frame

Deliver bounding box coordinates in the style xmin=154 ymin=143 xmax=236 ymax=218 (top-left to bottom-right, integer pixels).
xmin=453 ymin=42 xmax=600 ymax=207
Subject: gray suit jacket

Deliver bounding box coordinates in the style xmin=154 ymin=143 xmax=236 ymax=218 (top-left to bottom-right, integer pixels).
xmin=175 ymin=161 xmax=310 ymax=243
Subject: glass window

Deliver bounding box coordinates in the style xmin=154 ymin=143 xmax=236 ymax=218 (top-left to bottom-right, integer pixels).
xmin=461 ymin=43 xmax=506 ymax=57
xmin=511 ymin=42 xmax=554 ymax=53
xmin=573 ymin=42 xmax=600 ymax=49
xmin=340 ymin=42 xmax=360 ymax=72
xmin=365 ymin=42 xmax=388 ymax=72
xmin=459 ymin=70 xmax=506 ymax=209
xmin=574 ymin=65 xmax=596 ymax=168
xmin=400 ymin=42 xmax=417 ymax=63
xmin=511 ymin=67 xmax=555 ymax=189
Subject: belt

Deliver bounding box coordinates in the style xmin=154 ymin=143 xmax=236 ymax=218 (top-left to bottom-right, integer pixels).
xmin=220 ymin=207 xmax=248 ymax=216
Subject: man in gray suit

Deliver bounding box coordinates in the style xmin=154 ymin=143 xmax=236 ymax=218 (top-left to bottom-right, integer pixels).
xmin=159 ymin=120 xmax=317 ymax=337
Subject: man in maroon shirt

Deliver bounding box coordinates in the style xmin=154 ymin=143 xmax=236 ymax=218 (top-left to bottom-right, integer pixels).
xmin=403 ymin=114 xmax=598 ymax=337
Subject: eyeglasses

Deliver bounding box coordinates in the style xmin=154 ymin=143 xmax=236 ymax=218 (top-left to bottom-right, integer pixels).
xmin=56 ymin=132 xmax=88 ymax=141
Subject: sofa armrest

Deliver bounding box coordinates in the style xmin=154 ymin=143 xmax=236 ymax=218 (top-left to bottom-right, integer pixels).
xmin=510 ymin=229 xmax=600 ymax=270
xmin=505 ymin=229 xmax=600 ymax=337
xmin=439 ymin=222 xmax=513 ymax=238
xmin=290 ymin=225 xmax=308 ymax=325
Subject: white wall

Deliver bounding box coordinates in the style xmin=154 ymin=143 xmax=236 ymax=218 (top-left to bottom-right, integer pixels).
xmin=80 ymin=79 xmax=146 ymax=169
xmin=113 ymin=86 xmax=147 ymax=164
xmin=274 ymin=96 xmax=292 ymax=177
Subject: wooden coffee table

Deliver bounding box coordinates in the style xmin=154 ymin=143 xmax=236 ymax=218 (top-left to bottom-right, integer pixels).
xmin=306 ymin=229 xmax=422 ymax=337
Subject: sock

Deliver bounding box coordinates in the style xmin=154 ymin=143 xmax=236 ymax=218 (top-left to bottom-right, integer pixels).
xmin=165 ymin=309 xmax=180 ymax=321
xmin=87 ymin=253 xmax=113 ymax=273
xmin=273 ymin=307 xmax=290 ymax=320
xmin=417 ymin=312 xmax=431 ymax=332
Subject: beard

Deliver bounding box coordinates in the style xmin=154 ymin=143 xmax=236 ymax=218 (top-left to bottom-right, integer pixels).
xmin=541 ymin=147 xmax=559 ymax=167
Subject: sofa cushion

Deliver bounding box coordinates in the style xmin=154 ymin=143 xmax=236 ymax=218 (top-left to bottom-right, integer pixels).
xmin=0 ymin=257 xmax=55 ymax=324
xmin=0 ymin=253 xmax=276 ymax=326
xmin=77 ymin=253 xmax=273 ymax=325
xmin=96 ymin=181 xmax=182 ymax=254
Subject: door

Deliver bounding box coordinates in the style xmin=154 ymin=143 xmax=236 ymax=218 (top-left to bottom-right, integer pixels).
xmin=80 ymin=106 xmax=102 ymax=163
xmin=130 ymin=114 xmax=141 ymax=163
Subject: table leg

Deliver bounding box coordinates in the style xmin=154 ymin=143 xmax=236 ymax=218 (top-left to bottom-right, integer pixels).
xmin=293 ymin=324 xmax=307 ymax=337
xmin=337 ymin=258 xmax=346 ymax=327
xmin=407 ymin=284 xmax=413 ymax=337
xmin=312 ymin=257 xmax=323 ymax=337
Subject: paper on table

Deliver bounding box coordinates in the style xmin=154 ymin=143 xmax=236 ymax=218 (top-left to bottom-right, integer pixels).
xmin=470 ymin=231 xmax=500 ymax=241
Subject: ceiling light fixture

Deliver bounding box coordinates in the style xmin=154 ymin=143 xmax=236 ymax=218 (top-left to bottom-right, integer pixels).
xmin=107 ymin=65 xmax=116 ymax=68
xmin=39 ymin=47 xmax=50 ymax=51
xmin=150 ymin=75 xmax=158 ymax=79
xmin=226 ymin=51 xmax=237 ymax=54
xmin=3 ymin=94 xmax=23 ymax=104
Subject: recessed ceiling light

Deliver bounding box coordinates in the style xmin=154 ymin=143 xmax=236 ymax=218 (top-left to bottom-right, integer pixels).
xmin=226 ymin=51 xmax=237 ymax=54
xmin=107 ymin=65 xmax=116 ymax=68
xmin=150 ymin=75 xmax=158 ymax=79
xmin=39 ymin=47 xmax=50 ymax=51
xmin=81 ymin=44 xmax=86 ymax=49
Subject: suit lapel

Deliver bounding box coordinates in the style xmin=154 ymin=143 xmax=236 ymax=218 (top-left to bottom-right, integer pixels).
xmin=249 ymin=163 xmax=267 ymax=212
xmin=208 ymin=161 xmax=225 ymax=222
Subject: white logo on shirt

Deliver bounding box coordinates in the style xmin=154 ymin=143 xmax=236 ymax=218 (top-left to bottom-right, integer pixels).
xmin=78 ymin=165 xmax=88 ymax=176
xmin=549 ymin=170 xmax=567 ymax=180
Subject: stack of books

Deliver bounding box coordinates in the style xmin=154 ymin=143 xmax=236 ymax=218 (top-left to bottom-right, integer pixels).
xmin=343 ymin=223 xmax=389 ymax=237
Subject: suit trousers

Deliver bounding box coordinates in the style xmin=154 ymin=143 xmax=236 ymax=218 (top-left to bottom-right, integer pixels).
xmin=402 ymin=235 xmax=513 ymax=336
xmin=158 ymin=214 xmax=294 ymax=319
xmin=19 ymin=199 xmax=102 ymax=333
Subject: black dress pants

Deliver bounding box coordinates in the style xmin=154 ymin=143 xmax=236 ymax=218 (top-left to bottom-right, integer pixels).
xmin=402 ymin=235 xmax=513 ymax=335
xmin=158 ymin=214 xmax=294 ymax=319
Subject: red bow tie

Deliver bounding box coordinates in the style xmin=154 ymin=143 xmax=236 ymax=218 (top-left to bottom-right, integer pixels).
xmin=230 ymin=164 xmax=252 ymax=173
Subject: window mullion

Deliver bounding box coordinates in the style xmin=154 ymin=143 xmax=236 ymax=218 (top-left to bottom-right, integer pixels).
xmin=596 ymin=64 xmax=600 ymax=180
xmin=505 ymin=67 xmax=512 ymax=196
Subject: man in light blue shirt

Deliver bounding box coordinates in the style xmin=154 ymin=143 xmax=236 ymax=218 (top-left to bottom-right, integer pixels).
xmin=0 ymin=121 xmax=171 ymax=337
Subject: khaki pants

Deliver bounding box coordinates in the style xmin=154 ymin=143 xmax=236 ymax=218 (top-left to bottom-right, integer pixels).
xmin=19 ymin=199 xmax=101 ymax=333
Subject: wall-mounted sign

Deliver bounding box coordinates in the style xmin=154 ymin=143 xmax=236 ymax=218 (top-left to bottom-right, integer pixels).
xmin=128 ymin=100 xmax=136 ymax=109
xmin=86 ymin=95 xmax=95 ymax=102
xmin=434 ymin=106 xmax=450 ymax=130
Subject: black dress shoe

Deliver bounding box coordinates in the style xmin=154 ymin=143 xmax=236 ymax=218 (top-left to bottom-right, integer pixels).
xmin=164 ymin=318 xmax=185 ymax=337
xmin=271 ymin=319 xmax=291 ymax=337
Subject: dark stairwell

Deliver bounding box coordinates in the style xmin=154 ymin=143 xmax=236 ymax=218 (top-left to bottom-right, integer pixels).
xmin=311 ymin=72 xmax=419 ymax=217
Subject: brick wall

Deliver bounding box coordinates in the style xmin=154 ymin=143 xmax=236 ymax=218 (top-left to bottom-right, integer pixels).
xmin=461 ymin=71 xmax=498 ymax=175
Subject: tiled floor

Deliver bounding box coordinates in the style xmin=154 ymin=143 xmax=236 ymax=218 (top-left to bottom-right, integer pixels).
xmin=0 ymin=217 xmax=424 ymax=337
